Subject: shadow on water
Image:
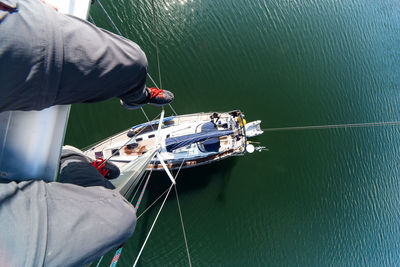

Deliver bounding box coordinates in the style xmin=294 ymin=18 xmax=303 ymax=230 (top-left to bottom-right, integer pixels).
xmin=148 ymin=156 xmax=238 ymax=198
xmin=132 ymin=157 xmax=238 ymax=266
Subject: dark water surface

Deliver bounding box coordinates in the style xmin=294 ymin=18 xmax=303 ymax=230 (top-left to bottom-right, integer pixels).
xmin=65 ymin=0 xmax=400 ymax=266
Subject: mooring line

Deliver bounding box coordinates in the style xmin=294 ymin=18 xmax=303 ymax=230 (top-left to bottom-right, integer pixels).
xmin=262 ymin=121 xmax=400 ymax=132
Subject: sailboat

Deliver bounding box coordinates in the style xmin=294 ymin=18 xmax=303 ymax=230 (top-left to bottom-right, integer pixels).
xmin=84 ymin=110 xmax=264 ymax=173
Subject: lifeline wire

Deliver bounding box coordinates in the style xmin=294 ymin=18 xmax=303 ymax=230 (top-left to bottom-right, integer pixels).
xmin=262 ymin=121 xmax=400 ymax=132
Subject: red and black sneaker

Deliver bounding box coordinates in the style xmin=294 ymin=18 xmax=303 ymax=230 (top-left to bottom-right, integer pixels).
xmin=147 ymin=87 xmax=174 ymax=106
xmin=91 ymin=158 xmax=120 ymax=180
xmin=60 ymin=145 xmax=120 ymax=180
xmin=120 ymin=87 xmax=174 ymax=110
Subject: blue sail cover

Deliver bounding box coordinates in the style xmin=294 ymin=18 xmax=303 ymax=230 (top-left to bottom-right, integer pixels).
xmin=131 ymin=116 xmax=175 ymax=130
xmin=200 ymin=122 xmax=219 ymax=152
xmin=166 ymin=129 xmax=234 ymax=152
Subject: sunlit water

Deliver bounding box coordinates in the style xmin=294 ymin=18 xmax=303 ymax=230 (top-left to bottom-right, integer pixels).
xmin=65 ymin=0 xmax=400 ymax=266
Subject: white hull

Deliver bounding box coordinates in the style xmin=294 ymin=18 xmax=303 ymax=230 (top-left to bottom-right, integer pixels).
xmin=85 ymin=110 xmax=263 ymax=171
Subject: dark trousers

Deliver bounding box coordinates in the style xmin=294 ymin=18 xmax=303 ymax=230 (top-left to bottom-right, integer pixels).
xmin=0 ymin=0 xmax=148 ymax=112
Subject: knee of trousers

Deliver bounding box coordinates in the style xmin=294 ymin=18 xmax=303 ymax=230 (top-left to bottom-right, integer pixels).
xmin=135 ymin=46 xmax=148 ymax=72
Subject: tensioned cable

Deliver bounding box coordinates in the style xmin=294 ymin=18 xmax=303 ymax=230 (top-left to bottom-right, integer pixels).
xmin=135 ymin=169 xmax=154 ymax=210
xmin=129 ymin=172 xmax=147 ymax=204
xmin=262 ymin=121 xmax=400 ymax=132
xmin=137 ymin=156 xmax=188 ymax=220
xmin=174 ymin=185 xmax=192 ymax=267
xmin=93 ymin=113 xmax=160 ymax=267
xmin=132 ymin=184 xmax=174 ymax=267
xmin=132 ymin=158 xmax=187 ymax=267
xmin=151 ymin=0 xmax=162 ymax=89
xmin=109 ymin=168 xmax=155 ymax=267
xmin=88 ymin=14 xmax=95 ymax=24
xmin=96 ymin=0 xmax=122 ymax=35
xmin=135 ymin=131 xmax=236 ymax=220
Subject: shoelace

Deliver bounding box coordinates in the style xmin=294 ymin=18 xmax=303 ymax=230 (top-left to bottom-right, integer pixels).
xmin=91 ymin=158 xmax=110 ymax=177
xmin=149 ymin=87 xmax=164 ymax=99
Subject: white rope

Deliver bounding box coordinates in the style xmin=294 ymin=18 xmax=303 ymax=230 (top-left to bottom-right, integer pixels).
xmin=262 ymin=121 xmax=400 ymax=132
xmin=151 ymin=0 xmax=162 ymax=89
xmin=132 ymin=183 xmax=174 ymax=267
xmin=96 ymin=0 xmax=122 ymax=35
xmin=174 ymin=185 xmax=192 ymax=267
xmin=169 ymin=104 xmax=178 ymax=116
xmin=140 ymin=107 xmax=152 ymax=123
xmin=137 ymin=187 xmax=168 ymax=220
xmin=95 ymin=255 xmax=104 ymax=267
xmin=129 ymin=173 xmax=146 ymax=203
xmin=137 ymin=157 xmax=187 ymax=220
xmin=133 ymin=159 xmax=188 ymax=266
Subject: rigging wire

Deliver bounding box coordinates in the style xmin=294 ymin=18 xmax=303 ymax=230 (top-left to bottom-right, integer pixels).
xmin=262 ymin=121 xmax=400 ymax=132
xmin=109 ymin=169 xmax=155 ymax=267
xmin=88 ymin=14 xmax=95 ymax=24
xmin=174 ymin=185 xmax=192 ymax=267
xmin=96 ymin=0 xmax=122 ymax=35
xmin=137 ymin=155 xmax=188 ymax=220
xmin=151 ymin=0 xmax=162 ymax=89
xmin=92 ymin=112 xmax=160 ymax=267
xmin=91 ymin=2 xmax=187 ymax=265
xmin=135 ymin=169 xmax=153 ymax=210
xmin=132 ymin=159 xmax=187 ymax=267
xmin=132 ymin=184 xmax=174 ymax=267
xmin=95 ymin=256 xmax=104 ymax=267
xmin=129 ymin=173 xmax=147 ymax=204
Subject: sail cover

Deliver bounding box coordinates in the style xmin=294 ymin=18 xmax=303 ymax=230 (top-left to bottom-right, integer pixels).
xmin=110 ymin=147 xmax=157 ymax=198
xmin=165 ymin=129 xmax=234 ymax=152
xmin=131 ymin=116 xmax=175 ymax=130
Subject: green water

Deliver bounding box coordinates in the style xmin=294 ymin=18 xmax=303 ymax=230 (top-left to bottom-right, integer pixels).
xmin=65 ymin=0 xmax=400 ymax=266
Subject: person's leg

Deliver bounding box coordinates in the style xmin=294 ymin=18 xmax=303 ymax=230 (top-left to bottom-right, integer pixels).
xmin=0 ymin=0 xmax=167 ymax=112
xmin=0 ymin=179 xmax=137 ymax=266
xmin=0 ymin=0 xmax=62 ymax=111
xmin=59 ymin=161 xmax=115 ymax=189
xmin=59 ymin=145 xmax=117 ymax=189
xmin=54 ymin=14 xmax=150 ymax=106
